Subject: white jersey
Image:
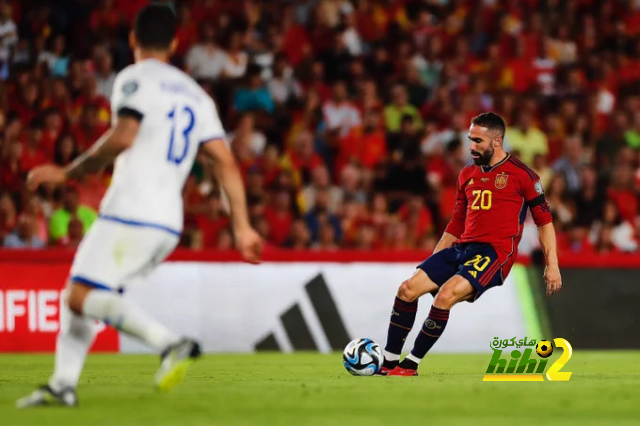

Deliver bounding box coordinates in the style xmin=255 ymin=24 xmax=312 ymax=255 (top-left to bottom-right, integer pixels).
xmin=100 ymin=59 xmax=225 ymax=234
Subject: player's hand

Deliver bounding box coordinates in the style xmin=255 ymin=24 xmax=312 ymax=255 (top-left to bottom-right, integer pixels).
xmin=544 ymin=265 xmax=562 ymax=296
xmin=26 ymin=165 xmax=67 ymax=191
xmin=235 ymin=226 xmax=264 ymax=264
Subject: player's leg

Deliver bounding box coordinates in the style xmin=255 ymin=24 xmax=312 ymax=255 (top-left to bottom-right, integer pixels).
xmin=66 ymin=225 xmax=201 ymax=391
xmin=381 ymin=249 xmax=456 ymax=373
xmin=387 ymin=275 xmax=475 ymax=376
xmin=16 ymin=286 xmax=98 ymax=408
xmin=389 ymin=244 xmax=502 ymax=376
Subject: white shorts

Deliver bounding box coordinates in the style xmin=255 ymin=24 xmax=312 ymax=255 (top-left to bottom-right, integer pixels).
xmin=70 ymin=217 xmax=180 ymax=293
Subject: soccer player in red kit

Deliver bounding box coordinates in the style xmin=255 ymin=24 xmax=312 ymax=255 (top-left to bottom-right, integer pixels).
xmin=381 ymin=112 xmax=562 ymax=376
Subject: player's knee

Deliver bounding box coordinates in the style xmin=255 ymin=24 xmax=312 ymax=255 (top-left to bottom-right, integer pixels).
xmin=433 ymin=287 xmax=457 ymax=310
xmin=397 ymin=280 xmax=419 ymax=302
xmin=66 ymin=283 xmax=94 ymax=315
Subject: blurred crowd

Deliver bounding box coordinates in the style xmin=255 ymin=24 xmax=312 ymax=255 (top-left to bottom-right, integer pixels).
xmin=2 ymin=0 xmax=640 ymax=255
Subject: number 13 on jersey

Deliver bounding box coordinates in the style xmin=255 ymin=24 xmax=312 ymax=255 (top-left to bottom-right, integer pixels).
xmin=167 ymin=105 xmax=195 ymax=165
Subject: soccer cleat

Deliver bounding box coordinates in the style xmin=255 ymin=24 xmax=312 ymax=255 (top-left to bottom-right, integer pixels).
xmin=375 ymin=366 xmax=394 ymax=376
xmin=154 ymin=338 xmax=202 ymax=392
xmin=16 ymin=385 xmax=78 ymax=408
xmin=387 ymin=366 xmax=419 ymax=377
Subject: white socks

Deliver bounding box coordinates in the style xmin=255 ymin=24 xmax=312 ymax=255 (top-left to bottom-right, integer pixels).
xmin=82 ymin=290 xmax=179 ymax=351
xmin=384 ymin=350 xmax=400 ymax=362
xmin=405 ymin=353 xmax=422 ymax=365
xmin=49 ymin=298 xmax=98 ymax=392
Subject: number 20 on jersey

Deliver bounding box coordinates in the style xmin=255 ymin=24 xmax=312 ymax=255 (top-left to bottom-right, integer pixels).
xmin=471 ymin=190 xmax=492 ymax=210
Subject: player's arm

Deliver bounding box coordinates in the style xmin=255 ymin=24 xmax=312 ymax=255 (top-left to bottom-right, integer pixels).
xmin=433 ymin=232 xmax=458 ymax=254
xmin=65 ymin=116 xmax=139 ymax=180
xmin=201 ymin=139 xmax=250 ymax=230
xmin=524 ymin=177 xmax=562 ymax=295
xmin=538 ymin=223 xmax=561 ymax=295
xmin=437 ymin=173 xmax=468 ymax=254
xmin=201 ymin=138 xmax=263 ymax=263
xmin=26 ymin=116 xmax=139 ymax=190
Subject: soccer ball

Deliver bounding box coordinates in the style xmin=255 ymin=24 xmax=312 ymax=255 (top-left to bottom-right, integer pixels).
xmin=536 ymin=340 xmax=554 ymax=358
xmin=342 ymin=338 xmax=383 ymax=376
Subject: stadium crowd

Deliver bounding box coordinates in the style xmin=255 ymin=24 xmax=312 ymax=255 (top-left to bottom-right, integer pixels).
xmin=1 ymin=0 xmax=640 ymax=256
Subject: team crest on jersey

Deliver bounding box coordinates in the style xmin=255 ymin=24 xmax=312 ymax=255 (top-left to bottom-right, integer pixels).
xmin=495 ymin=173 xmax=509 ymax=189
xmin=122 ymin=81 xmax=139 ymax=95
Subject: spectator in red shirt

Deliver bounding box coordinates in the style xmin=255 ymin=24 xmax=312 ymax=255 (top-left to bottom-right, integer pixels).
xmin=71 ymin=75 xmax=111 ymax=125
xmin=285 ymin=130 xmax=324 ymax=185
xmin=53 ymin=134 xmax=79 ymax=167
xmin=40 ymin=108 xmax=64 ymax=159
xmin=21 ymin=120 xmax=48 ymax=174
xmin=174 ymin=4 xmax=198 ymax=61
xmin=90 ymin=0 xmax=122 ymax=40
xmin=284 ymin=218 xmax=312 ymax=250
xmin=0 ymin=141 xmax=24 ymax=194
xmin=338 ymin=109 xmax=387 ymax=173
xmin=11 ymin=82 xmax=40 ymax=125
xmin=397 ymin=194 xmax=434 ymax=243
xmin=40 ymin=77 xmax=72 ymax=118
xmin=607 ymin=164 xmax=639 ymax=224
xmin=264 ymin=190 xmax=294 ymax=246
xmin=71 ymin=103 xmax=109 ymax=150
xmin=0 ymin=192 xmax=18 ymax=241
xmin=196 ymin=191 xmax=230 ymax=249
xmin=56 ymin=217 xmax=84 ymax=249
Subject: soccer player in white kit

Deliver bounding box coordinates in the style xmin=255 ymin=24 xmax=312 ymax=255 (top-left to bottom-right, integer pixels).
xmin=17 ymin=5 xmax=263 ymax=407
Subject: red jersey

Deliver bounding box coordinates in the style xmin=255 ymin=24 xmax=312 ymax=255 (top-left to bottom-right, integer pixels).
xmin=445 ymin=154 xmax=553 ymax=277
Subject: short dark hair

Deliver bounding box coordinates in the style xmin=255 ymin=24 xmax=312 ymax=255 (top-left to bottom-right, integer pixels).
xmin=471 ymin=112 xmax=506 ymax=138
xmin=134 ymin=5 xmax=177 ymax=51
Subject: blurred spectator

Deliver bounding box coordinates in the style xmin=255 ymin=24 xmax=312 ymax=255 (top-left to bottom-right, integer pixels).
xmin=312 ymin=221 xmax=339 ymax=251
xmin=0 ymin=1 xmax=18 ymax=74
xmin=94 ymin=46 xmax=116 ymax=98
xmin=186 ymin=20 xmax=226 ymax=80
xmin=553 ymin=136 xmax=586 ymax=195
xmin=590 ymin=200 xmax=637 ymax=253
xmin=24 ymin=194 xmax=49 ymax=243
xmin=301 ymin=164 xmax=341 ymax=214
xmin=337 ymin=109 xmax=386 ymax=172
xmin=384 ymin=84 xmax=423 ymax=133
xmin=49 ymin=185 xmax=97 ymax=243
xmin=195 ymin=191 xmax=229 ymax=249
xmin=264 ymin=190 xmax=294 ymax=246
xmin=3 ymin=214 xmax=45 ymax=249
xmin=284 ymin=218 xmax=311 ymax=249
xmin=233 ymin=64 xmax=275 ymax=114
xmin=546 ymin=174 xmax=574 ymax=230
xmin=53 ymin=134 xmax=79 ymax=166
xmin=305 ymin=188 xmax=341 ymax=243
xmin=56 ymin=217 xmax=84 ymax=249
xmin=322 ymin=80 xmax=361 ymax=138
xmin=505 ymin=111 xmax=548 ymax=166
xmin=21 ymin=120 xmax=47 ymax=173
xmin=228 ymin=112 xmax=266 ymax=157
xmin=0 ymin=192 xmax=17 ymax=242
xmin=267 ymin=53 xmax=302 ymax=107
xmin=222 ymin=29 xmax=248 ymax=79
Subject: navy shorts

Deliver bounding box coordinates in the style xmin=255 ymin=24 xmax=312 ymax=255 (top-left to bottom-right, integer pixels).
xmin=417 ymin=243 xmax=504 ymax=302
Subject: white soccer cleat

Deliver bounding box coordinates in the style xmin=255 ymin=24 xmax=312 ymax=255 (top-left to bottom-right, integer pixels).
xmin=154 ymin=338 xmax=202 ymax=392
xmin=16 ymin=385 xmax=78 ymax=408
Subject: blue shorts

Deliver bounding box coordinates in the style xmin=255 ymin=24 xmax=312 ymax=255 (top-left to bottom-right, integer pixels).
xmin=417 ymin=243 xmax=504 ymax=302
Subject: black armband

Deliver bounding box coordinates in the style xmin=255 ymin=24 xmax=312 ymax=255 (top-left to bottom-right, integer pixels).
xmin=117 ymin=107 xmax=143 ymax=121
xmin=527 ymin=194 xmax=547 ymax=208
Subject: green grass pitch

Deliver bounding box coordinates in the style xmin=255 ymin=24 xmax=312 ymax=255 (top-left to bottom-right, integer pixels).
xmin=1 ymin=351 xmax=639 ymax=426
